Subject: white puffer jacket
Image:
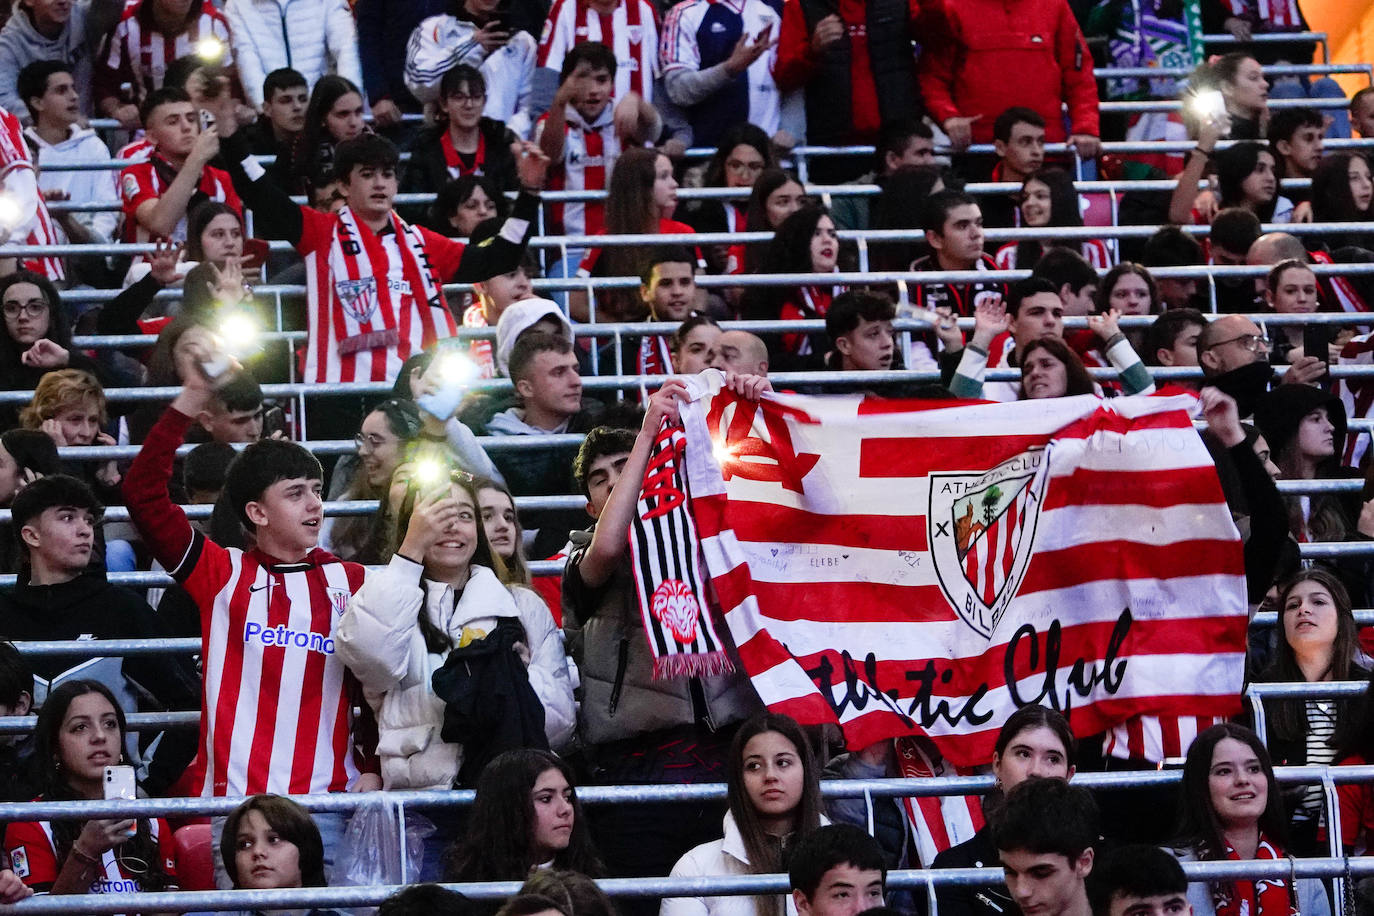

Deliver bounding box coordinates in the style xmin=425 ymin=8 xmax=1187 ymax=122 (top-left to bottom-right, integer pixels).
xmin=337 ymin=555 xmax=576 ymax=790
xmin=224 ymin=0 xmax=364 ymax=107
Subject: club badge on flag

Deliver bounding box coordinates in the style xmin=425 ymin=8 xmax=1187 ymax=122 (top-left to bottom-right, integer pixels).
xmin=929 ymin=448 xmax=1049 ymax=638
xmin=669 ymin=370 xmax=1248 ymax=768
xmin=629 ymin=420 xmax=733 ymax=679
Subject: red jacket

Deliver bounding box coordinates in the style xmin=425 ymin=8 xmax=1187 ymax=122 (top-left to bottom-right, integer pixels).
xmin=917 ymin=0 xmax=1099 ymax=144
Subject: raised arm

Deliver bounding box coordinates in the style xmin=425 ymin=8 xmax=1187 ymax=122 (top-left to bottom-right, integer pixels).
xmin=121 ymin=326 xmax=221 ymax=570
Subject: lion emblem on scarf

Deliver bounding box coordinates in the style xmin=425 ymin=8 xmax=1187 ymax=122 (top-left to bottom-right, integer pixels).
xmin=651 ymin=579 xmax=700 ymax=645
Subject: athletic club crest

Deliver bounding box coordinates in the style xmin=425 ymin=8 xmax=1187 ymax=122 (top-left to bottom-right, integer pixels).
xmin=334 ymin=277 xmax=378 ymax=324
xmin=928 ymin=447 xmax=1049 ymax=638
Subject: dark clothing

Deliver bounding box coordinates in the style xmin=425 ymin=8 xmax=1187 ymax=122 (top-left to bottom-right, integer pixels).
xmin=0 ymin=570 xmax=200 ymax=794
xmin=432 ymin=616 xmax=548 ymax=786
xmin=775 ymin=0 xmax=919 ymax=181
xmin=356 ymin=0 xmax=447 ymax=112
xmin=401 ymin=120 xmax=521 ymax=220
xmin=932 ymin=828 xmax=1018 ymax=916
xmin=241 ymin=117 xmax=297 ymax=193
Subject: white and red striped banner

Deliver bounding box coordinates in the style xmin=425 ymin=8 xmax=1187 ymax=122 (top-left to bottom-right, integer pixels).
xmin=677 ymin=373 xmax=1249 ymax=767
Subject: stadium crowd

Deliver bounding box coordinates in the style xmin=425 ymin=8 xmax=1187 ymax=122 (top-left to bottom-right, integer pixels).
xmin=1 ymin=0 xmax=1374 ymax=914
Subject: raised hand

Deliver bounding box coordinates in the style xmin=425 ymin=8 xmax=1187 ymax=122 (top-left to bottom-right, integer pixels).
xmin=725 ymin=24 xmax=776 ymax=76
xmin=1087 ymin=307 xmax=1122 ymax=342
xmin=148 ymin=239 xmax=184 ymax=285
xmin=969 ymin=298 xmax=1010 ymax=350
xmin=513 ymin=141 xmax=552 ymax=192
xmin=1198 ymin=386 xmax=1244 ymax=447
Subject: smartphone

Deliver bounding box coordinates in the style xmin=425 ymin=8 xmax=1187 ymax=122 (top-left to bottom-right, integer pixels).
xmin=199 ymin=108 xmax=215 ymax=132
xmin=261 ymin=405 xmax=286 ymax=439
xmin=1303 ymin=323 xmax=1331 ymax=379
xmin=104 ymin=765 xmax=138 ymax=838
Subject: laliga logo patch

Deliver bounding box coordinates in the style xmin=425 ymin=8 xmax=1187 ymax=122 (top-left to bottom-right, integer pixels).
xmin=651 ymin=579 xmax=700 ymax=644
xmin=8 ymin=846 xmax=28 ymax=879
xmin=928 ymin=447 xmax=1049 ymax=638
xmin=334 ymin=277 xmax=378 ymax=323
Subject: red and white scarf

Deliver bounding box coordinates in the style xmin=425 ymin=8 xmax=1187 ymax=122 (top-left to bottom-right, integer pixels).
xmin=1213 ymin=835 xmax=1298 ymax=916
xmin=327 ymin=206 xmax=447 ymax=361
xmin=440 ymin=130 xmax=487 ymax=179
xmin=638 ymin=334 xmax=673 ymax=376
xmin=462 ymin=303 xmax=496 ymax=378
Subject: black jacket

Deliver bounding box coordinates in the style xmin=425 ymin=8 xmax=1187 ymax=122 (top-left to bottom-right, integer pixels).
xmin=0 ymin=570 xmax=201 ymax=793
xmin=401 ymin=120 xmax=520 ymax=230
xmin=431 ymin=616 xmax=548 ymax=786
xmin=931 ymin=828 xmax=1019 ymax=916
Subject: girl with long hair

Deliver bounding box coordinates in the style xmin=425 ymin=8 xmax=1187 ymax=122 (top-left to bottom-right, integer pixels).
xmin=442 ymin=749 xmax=603 ymax=890
xmin=1263 ymin=259 xmax=1326 ymax=368
xmin=992 ymin=168 xmax=1112 ymax=271
xmin=1258 ymin=569 xmax=1367 ymax=852
xmin=576 ymin=148 xmax=696 ymax=322
xmin=738 ymin=169 xmax=805 ymax=275
xmin=338 ymin=459 xmax=573 ymax=768
xmin=1 ymin=680 xmax=176 ymax=899
xmin=1310 ymin=152 xmax=1374 ymax=251
xmin=323 ymin=398 xmax=422 ymax=564
xmin=474 ymin=475 xmax=533 ymax=587
xmin=0 ymin=270 xmax=101 ymax=414
xmin=289 ymin=76 xmax=368 ymax=195
xmin=1252 ymin=385 xmax=1357 ymax=543
xmin=1187 ymin=53 xmax=1269 ymax=140
xmin=663 ymin=712 xmax=826 ymax=916
xmin=933 ymin=706 xmax=1076 ymax=916
xmin=1216 ymin=142 xmax=1287 ymax=223
xmin=740 ymin=206 xmax=844 ymax=369
xmin=1172 ymin=723 xmax=1330 ymax=916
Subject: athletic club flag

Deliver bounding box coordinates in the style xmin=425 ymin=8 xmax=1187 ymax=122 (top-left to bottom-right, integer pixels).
xmin=676 ymin=371 xmax=1248 ymax=767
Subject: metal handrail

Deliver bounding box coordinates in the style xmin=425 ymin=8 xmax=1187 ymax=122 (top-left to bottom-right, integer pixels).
xmin=2 ymin=857 xmax=1371 ymax=914
xmin=14 ymin=220 xmax=1374 ymax=263
xmin=0 ymin=766 xmax=1365 ymax=821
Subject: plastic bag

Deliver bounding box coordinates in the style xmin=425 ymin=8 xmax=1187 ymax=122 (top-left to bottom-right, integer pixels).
xmin=337 ymin=795 xmax=435 ymax=887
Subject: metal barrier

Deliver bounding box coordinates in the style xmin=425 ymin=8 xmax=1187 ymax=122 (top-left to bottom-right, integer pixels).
xmin=1 ymin=857 xmax=1370 ymax=915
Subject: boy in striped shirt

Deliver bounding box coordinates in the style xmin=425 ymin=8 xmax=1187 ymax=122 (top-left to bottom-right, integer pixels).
xmin=122 ymin=327 xmax=379 ymax=879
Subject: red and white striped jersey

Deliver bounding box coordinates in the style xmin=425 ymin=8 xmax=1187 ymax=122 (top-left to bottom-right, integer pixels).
xmin=1104 ymin=715 xmax=1226 ymax=764
xmin=124 ymin=408 xmax=375 ymax=798
xmin=0 ymin=109 xmax=63 ymax=281
xmin=299 ymin=205 xmax=464 ymax=384
xmin=95 ymin=0 xmax=234 ymax=110
xmin=993 ymin=238 xmax=1113 ymax=271
xmin=4 ymin=816 xmax=176 ymax=896
xmin=537 ymin=0 xmax=659 ymax=102
xmin=116 ymin=136 xmax=156 ymax=164
xmin=179 ymin=532 xmax=367 ymax=797
xmin=536 ymin=105 xmax=621 ymax=237
xmin=120 ymin=155 xmax=242 ymax=244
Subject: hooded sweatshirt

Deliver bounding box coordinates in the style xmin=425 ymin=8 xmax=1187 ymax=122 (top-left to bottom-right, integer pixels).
xmin=0 ymin=2 xmax=93 ymax=124
xmin=494 ymin=297 xmax=575 ymax=378
xmin=25 ymin=124 xmax=121 ymax=241
xmin=0 ymin=570 xmax=201 ymax=791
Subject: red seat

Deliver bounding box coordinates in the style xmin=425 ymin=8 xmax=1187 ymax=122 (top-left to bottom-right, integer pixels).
xmin=174 ymin=823 xmax=216 ymax=891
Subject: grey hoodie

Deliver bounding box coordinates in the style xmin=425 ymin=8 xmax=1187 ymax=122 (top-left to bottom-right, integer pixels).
xmin=0 ymin=1 xmax=94 ymax=124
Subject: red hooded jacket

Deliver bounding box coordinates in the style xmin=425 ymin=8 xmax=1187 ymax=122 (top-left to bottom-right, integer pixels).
xmin=917 ymin=0 xmax=1099 ymax=145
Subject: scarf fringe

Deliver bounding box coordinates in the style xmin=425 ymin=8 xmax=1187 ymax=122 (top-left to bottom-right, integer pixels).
xmin=653 ymin=651 xmax=735 ymax=681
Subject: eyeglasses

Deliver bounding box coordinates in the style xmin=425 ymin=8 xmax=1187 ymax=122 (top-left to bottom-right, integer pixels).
xmin=448 ymin=93 xmax=486 ymax=105
xmin=3 ymin=301 xmax=45 ymax=319
xmin=1205 ymin=333 xmax=1270 ymax=353
xmin=354 ymin=432 xmax=396 ymax=453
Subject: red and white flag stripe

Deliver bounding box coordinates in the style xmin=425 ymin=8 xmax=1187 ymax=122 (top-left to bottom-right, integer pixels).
xmin=678 ymin=375 xmax=1248 ymax=767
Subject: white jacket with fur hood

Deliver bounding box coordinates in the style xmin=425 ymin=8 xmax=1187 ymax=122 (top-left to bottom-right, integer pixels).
xmin=337 ymin=555 xmax=575 ymax=790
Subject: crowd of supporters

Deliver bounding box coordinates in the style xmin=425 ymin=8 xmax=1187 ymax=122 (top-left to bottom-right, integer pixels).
xmin=0 ymin=0 xmax=1371 ymax=913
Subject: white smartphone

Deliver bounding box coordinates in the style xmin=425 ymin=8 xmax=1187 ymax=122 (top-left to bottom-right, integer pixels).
xmin=103 ymin=765 xmax=138 ymax=838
